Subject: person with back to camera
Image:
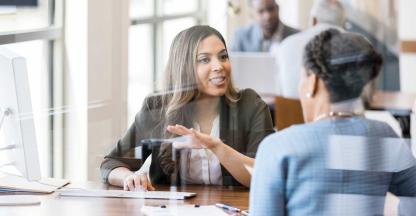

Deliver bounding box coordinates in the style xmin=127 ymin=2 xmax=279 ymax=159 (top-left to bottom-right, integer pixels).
xmin=249 ymin=29 xmax=416 ymax=215
xmin=100 ymin=25 xmax=274 ymax=191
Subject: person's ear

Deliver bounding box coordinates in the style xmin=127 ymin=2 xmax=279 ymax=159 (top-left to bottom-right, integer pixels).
xmin=306 ymin=72 xmax=318 ymax=98
xmin=275 ymin=3 xmax=280 ymax=16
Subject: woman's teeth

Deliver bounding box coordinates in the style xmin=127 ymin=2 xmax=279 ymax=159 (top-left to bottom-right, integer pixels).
xmin=209 ymin=77 xmax=225 ymax=85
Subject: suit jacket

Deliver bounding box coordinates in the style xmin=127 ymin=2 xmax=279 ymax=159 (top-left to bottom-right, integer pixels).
xmin=100 ymin=88 xmax=274 ymax=186
xmin=230 ymin=22 xmax=299 ymax=52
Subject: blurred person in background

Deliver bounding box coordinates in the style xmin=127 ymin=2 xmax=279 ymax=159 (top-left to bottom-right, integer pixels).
xmin=230 ymin=0 xmax=299 ymax=52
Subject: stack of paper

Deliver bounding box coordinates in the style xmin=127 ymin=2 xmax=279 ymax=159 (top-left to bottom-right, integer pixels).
xmin=0 ymin=173 xmax=69 ymax=193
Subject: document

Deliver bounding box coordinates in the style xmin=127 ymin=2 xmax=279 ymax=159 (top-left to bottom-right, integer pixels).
xmin=141 ymin=205 xmax=230 ymax=216
xmin=243 ymin=164 xmax=253 ymax=175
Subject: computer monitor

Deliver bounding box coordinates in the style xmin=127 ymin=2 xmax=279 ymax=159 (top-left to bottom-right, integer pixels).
xmin=229 ymin=52 xmax=280 ymax=95
xmin=0 ymin=0 xmax=38 ymax=6
xmin=0 ymin=47 xmax=41 ymax=181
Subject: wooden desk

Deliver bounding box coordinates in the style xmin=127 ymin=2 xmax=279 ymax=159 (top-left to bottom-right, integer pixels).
xmin=0 ymin=182 xmax=249 ymax=216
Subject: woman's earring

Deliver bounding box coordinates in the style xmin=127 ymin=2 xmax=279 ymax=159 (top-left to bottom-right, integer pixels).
xmin=306 ymin=92 xmax=312 ymax=98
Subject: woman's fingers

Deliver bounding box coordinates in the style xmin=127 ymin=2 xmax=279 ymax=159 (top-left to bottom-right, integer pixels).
xmin=148 ymin=181 xmax=156 ymax=191
xmin=174 ymin=124 xmax=192 ymax=133
xmin=167 ymin=124 xmax=192 ymax=136
xmin=124 ymin=173 xmax=155 ymax=191
xmin=167 ymin=124 xmax=220 ymax=149
xmin=125 ymin=177 xmax=135 ymax=191
xmin=139 ymin=174 xmax=148 ymax=190
xmin=142 ymin=175 xmax=156 ymax=191
xmin=167 ymin=125 xmax=186 ymax=135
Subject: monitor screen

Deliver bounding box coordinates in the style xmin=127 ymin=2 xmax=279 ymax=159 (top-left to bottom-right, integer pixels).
xmin=0 ymin=0 xmax=37 ymax=6
xmin=229 ymin=52 xmax=280 ymax=95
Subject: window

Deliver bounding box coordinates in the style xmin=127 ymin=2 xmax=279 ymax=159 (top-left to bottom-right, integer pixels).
xmin=128 ymin=0 xmax=204 ymax=124
xmin=0 ymin=0 xmax=64 ymax=177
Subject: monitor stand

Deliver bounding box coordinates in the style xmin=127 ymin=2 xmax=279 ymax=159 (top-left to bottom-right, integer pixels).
xmin=0 ymin=108 xmax=11 ymax=131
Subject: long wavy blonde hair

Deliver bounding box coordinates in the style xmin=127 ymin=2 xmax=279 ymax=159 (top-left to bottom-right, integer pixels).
xmin=158 ymin=25 xmax=239 ymax=175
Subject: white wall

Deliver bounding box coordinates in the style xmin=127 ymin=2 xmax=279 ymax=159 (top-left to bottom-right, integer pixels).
xmin=206 ymin=0 xmax=228 ymax=39
xmin=398 ymin=0 xmax=416 ymax=93
xmin=64 ymin=0 xmax=88 ymax=181
xmin=64 ymin=0 xmax=128 ymax=181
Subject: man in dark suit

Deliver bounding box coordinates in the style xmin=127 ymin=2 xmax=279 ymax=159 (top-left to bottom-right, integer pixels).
xmin=230 ymin=0 xmax=299 ymax=52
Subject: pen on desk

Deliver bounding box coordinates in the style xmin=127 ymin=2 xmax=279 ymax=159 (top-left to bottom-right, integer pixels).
xmin=215 ymin=203 xmax=241 ymax=212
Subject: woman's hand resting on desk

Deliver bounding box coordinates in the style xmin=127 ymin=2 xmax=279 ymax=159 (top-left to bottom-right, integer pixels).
xmin=167 ymin=124 xmax=223 ymax=150
xmin=123 ymin=172 xmax=155 ymax=191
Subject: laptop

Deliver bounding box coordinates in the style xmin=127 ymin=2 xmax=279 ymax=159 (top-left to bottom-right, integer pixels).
xmin=229 ymin=52 xmax=280 ymax=95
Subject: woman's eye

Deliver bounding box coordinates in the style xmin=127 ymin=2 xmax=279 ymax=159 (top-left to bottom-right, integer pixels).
xmin=219 ymin=54 xmax=229 ymax=61
xmin=198 ymin=58 xmax=210 ymax=63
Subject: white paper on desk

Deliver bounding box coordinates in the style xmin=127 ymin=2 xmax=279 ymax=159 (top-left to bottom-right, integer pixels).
xmin=0 ymin=173 xmax=69 ymax=193
xmin=243 ymin=164 xmax=253 ymax=175
xmin=141 ymin=205 xmax=230 ymax=216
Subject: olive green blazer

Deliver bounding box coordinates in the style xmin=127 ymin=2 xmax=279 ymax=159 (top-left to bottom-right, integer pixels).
xmin=100 ymin=88 xmax=274 ymax=186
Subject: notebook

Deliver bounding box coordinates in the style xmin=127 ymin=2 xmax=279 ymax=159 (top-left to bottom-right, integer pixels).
xmin=0 ymin=173 xmax=70 ymax=193
xmin=58 ymin=188 xmax=197 ymax=200
xmin=141 ymin=205 xmax=230 ymax=216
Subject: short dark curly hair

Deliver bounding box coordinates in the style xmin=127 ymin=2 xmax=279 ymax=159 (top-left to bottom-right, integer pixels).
xmin=303 ymin=28 xmax=382 ymax=103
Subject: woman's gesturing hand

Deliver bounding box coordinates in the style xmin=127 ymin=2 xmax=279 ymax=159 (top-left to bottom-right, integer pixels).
xmin=166 ymin=124 xmax=223 ymax=150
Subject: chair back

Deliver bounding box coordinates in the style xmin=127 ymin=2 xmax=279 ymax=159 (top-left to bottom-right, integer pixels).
xmin=275 ymin=96 xmax=304 ymax=130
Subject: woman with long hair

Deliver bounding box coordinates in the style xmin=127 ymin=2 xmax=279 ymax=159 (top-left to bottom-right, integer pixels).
xmin=100 ymin=25 xmax=274 ymax=190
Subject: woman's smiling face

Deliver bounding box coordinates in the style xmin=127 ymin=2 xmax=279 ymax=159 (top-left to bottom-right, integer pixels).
xmin=195 ymin=35 xmax=231 ymax=97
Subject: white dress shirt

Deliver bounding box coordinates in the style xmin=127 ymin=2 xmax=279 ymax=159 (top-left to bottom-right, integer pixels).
xmin=263 ymin=21 xmax=285 ymax=53
xmin=135 ymin=115 xmax=223 ymax=185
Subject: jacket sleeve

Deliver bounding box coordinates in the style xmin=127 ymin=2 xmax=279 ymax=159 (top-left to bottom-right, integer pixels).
xmin=100 ymin=96 xmax=159 ymax=183
xmin=249 ymin=135 xmax=287 ymax=216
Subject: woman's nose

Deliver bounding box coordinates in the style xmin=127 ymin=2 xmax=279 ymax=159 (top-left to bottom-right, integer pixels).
xmin=211 ymin=58 xmax=223 ymax=72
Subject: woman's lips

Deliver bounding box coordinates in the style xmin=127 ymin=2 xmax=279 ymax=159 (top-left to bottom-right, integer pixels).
xmin=209 ymin=76 xmax=226 ymax=86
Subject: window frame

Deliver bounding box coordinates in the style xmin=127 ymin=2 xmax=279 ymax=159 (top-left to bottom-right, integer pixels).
xmin=0 ymin=0 xmax=64 ymax=177
xmin=129 ymin=0 xmax=205 ymax=90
